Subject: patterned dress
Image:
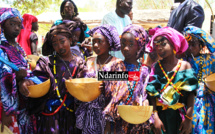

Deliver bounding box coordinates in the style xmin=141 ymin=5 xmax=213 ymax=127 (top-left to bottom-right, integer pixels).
xmin=0 ymin=41 xmax=36 ymax=134
xmin=116 ymin=61 xmax=153 ymax=134
xmin=75 ymin=56 xmax=127 ymax=134
xmin=28 ymin=55 xmax=85 ymax=134
xmin=146 ymin=62 xmax=198 ymax=134
xmin=189 ymin=54 xmax=215 ymax=134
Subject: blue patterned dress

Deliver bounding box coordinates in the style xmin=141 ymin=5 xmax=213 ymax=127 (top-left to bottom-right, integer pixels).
xmin=189 ymin=54 xmax=215 ymax=134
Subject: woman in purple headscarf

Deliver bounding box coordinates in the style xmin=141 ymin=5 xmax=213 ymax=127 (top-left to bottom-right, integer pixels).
xmin=0 ymin=8 xmax=36 ymax=134
xmin=19 ymin=23 xmax=86 ymax=134
xmin=145 ymin=27 xmax=198 ymax=134
xmin=116 ymin=24 xmax=153 ymax=133
xmin=75 ymin=24 xmax=127 ymax=134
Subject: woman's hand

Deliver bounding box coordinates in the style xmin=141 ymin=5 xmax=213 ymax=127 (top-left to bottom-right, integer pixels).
xmin=15 ymin=68 xmax=27 ymax=81
xmin=81 ymin=38 xmax=92 ymax=53
xmin=99 ymin=81 xmax=104 ymax=91
xmin=18 ymin=79 xmax=34 ymax=97
xmin=153 ymin=113 xmax=166 ymax=134
xmin=1 ymin=110 xmax=12 ymax=132
xmin=179 ymin=118 xmax=192 ymax=134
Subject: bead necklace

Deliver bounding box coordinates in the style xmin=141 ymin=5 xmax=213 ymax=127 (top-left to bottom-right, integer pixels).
xmin=158 ymin=59 xmax=183 ymax=96
xmin=10 ymin=43 xmax=30 ymax=70
xmin=197 ymin=55 xmax=203 ymax=83
xmin=81 ymin=49 xmax=87 ymax=61
xmin=42 ymin=55 xmax=76 ymax=116
xmin=125 ymin=62 xmax=141 ymax=105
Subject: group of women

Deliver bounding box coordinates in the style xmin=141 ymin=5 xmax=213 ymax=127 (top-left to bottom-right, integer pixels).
xmin=0 ymin=0 xmax=215 ymax=134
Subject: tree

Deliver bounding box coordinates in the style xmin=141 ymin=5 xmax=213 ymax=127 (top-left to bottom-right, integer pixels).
xmin=2 ymin=0 xmax=61 ymax=16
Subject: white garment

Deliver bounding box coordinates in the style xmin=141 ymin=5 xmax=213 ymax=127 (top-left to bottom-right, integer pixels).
xmin=101 ymin=11 xmax=132 ymax=60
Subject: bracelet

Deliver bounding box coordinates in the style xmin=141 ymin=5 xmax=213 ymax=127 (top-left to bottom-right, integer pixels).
xmin=185 ymin=115 xmax=193 ymax=120
xmin=153 ymin=110 xmax=158 ymax=114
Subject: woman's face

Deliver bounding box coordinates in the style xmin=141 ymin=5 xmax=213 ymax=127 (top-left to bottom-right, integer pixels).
xmin=64 ymin=1 xmax=74 ymax=18
xmin=154 ymin=36 xmax=174 ymax=58
xmin=52 ymin=35 xmax=72 ymax=57
xmin=72 ymin=30 xmax=81 ymax=46
xmin=3 ymin=17 xmax=22 ymax=39
xmin=188 ymin=38 xmax=201 ymax=57
xmin=92 ymin=33 xmax=110 ymax=55
xmin=32 ymin=21 xmax=39 ymax=32
xmin=121 ymin=32 xmax=139 ymax=60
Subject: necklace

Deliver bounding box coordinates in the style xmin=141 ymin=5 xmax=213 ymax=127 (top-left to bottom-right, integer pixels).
xmin=125 ymin=62 xmax=141 ymax=105
xmin=158 ymin=59 xmax=183 ymax=96
xmin=57 ymin=54 xmax=73 ymax=77
xmin=10 ymin=42 xmax=30 ymax=70
xmin=97 ymin=55 xmax=112 ymax=71
xmin=197 ymin=55 xmax=204 ymax=83
xmin=42 ymin=55 xmax=76 ymax=116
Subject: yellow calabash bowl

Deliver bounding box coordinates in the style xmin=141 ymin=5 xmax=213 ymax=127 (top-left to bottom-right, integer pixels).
xmin=205 ymin=73 xmax=215 ymax=91
xmin=27 ymin=55 xmax=40 ymax=70
xmin=0 ymin=123 xmax=13 ymax=134
xmin=27 ymin=79 xmax=50 ymax=98
xmin=117 ymin=105 xmax=153 ymax=124
xmin=65 ymin=78 xmax=101 ymax=102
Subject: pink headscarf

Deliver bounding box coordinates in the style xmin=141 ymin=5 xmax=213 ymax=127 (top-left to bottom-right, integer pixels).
xmin=146 ymin=27 xmax=188 ymax=54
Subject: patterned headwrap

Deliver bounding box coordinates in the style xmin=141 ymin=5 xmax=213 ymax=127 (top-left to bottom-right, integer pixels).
xmin=87 ymin=24 xmax=120 ymax=51
xmin=122 ymin=24 xmax=149 ymax=49
xmin=0 ymin=8 xmax=23 ymax=28
xmin=54 ymin=20 xmax=86 ymax=43
xmin=184 ymin=26 xmax=215 ymax=53
xmin=146 ymin=27 xmax=188 ymax=54
xmin=17 ymin=14 xmax=38 ymax=55
xmin=42 ymin=24 xmax=73 ymax=56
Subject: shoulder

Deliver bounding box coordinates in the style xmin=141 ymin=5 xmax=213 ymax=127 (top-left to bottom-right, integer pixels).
xmin=30 ymin=33 xmax=38 ymax=41
xmin=111 ymin=57 xmax=125 ymax=67
xmin=103 ymin=12 xmax=115 ymax=20
xmin=180 ymin=60 xmax=192 ymax=70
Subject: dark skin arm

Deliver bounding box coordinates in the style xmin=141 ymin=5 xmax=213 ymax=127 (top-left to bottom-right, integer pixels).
xmin=31 ymin=40 xmax=37 ymax=55
xmin=179 ymin=92 xmax=195 ymax=134
xmin=149 ymin=96 xmax=166 ymax=134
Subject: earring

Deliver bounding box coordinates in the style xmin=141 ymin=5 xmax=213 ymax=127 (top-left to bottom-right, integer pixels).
xmin=61 ymin=12 xmax=65 ymax=15
xmin=73 ymin=12 xmax=76 ymax=16
xmin=173 ymin=49 xmax=176 ymax=55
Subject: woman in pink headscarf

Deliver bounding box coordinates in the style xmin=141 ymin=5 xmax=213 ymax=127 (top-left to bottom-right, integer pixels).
xmin=145 ymin=27 xmax=198 ymax=134
xmin=17 ymin=13 xmax=39 ymax=55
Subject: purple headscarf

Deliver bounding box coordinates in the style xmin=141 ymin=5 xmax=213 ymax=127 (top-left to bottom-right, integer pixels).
xmin=146 ymin=27 xmax=188 ymax=54
xmin=0 ymin=8 xmax=23 ymax=28
xmin=122 ymin=24 xmax=149 ymax=49
xmin=87 ymin=24 xmax=120 ymax=51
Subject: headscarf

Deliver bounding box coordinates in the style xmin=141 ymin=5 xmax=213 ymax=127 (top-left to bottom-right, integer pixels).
xmin=146 ymin=27 xmax=188 ymax=54
xmin=17 ymin=14 xmax=38 ymax=55
xmin=60 ymin=0 xmax=78 ymax=19
xmin=42 ymin=24 xmax=73 ymax=56
xmin=121 ymin=24 xmax=149 ymax=58
xmin=87 ymin=24 xmax=120 ymax=51
xmin=0 ymin=8 xmax=23 ymax=42
xmin=122 ymin=24 xmax=149 ymax=49
xmin=184 ymin=26 xmax=215 ymax=54
xmin=148 ymin=26 xmax=161 ymax=36
xmin=54 ymin=20 xmax=86 ymax=43
xmin=0 ymin=8 xmax=23 ymax=28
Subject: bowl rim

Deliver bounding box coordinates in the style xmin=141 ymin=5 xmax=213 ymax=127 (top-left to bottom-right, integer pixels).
xmin=28 ymin=78 xmax=50 ymax=88
xmin=205 ymin=74 xmax=215 ymax=82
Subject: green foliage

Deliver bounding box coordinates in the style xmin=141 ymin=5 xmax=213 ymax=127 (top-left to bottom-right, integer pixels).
xmin=2 ymin=0 xmax=61 ymax=16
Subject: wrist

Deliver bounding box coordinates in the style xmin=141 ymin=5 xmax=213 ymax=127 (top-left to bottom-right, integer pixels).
xmin=185 ymin=114 xmax=193 ymax=121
